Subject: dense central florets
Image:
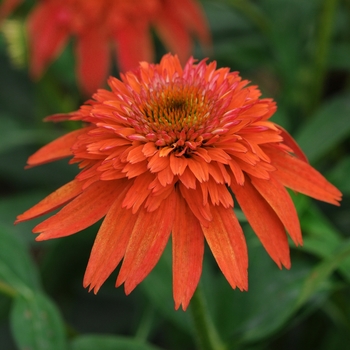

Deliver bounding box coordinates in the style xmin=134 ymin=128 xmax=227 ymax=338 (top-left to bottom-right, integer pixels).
xmin=141 ymin=82 xmax=212 ymax=132
xmin=127 ymin=77 xmax=228 ymax=155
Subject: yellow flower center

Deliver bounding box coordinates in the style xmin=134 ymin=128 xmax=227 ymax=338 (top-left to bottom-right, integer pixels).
xmin=141 ymin=83 xmax=212 ymax=133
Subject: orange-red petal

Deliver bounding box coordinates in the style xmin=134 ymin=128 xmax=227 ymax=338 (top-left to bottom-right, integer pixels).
xmin=75 ymin=27 xmax=110 ymax=95
xmin=27 ymin=2 xmax=69 ymax=78
xmin=265 ymin=146 xmax=342 ymax=205
xmin=116 ymin=190 xmax=176 ymax=294
xmin=34 ymin=180 xmax=128 ymax=240
xmin=231 ymin=178 xmax=291 ymax=269
xmin=201 ymin=205 xmax=248 ymax=290
xmin=114 ymin=20 xmax=154 ymax=72
xmin=172 ymin=190 xmax=204 ymax=310
xmin=26 ymin=128 xmax=89 ymax=167
xmin=251 ymin=175 xmax=302 ymax=245
xmin=83 ymin=187 xmax=137 ymax=293
xmin=277 ymin=125 xmax=308 ymax=163
xmin=15 ymin=179 xmax=83 ymax=223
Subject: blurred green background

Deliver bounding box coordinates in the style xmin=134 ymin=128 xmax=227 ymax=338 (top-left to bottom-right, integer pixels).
xmin=0 ymin=0 xmax=349 ymax=349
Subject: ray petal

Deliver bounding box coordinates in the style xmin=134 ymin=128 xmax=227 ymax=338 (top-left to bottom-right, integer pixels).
xmin=83 ymin=190 xmax=137 ymax=293
xmin=116 ymin=190 xmax=176 ymax=293
xmin=230 ymin=179 xmax=291 ymax=269
xmin=277 ymin=126 xmax=308 ymax=163
xmin=75 ymin=28 xmax=110 ymax=95
xmin=26 ymin=128 xmax=89 ymax=167
xmin=16 ymin=179 xmax=83 ymax=223
xmin=114 ymin=20 xmax=154 ymax=72
xmin=179 ymin=183 xmax=212 ymax=225
xmin=27 ymin=2 xmax=70 ymax=78
xmin=34 ymin=180 xmax=129 ymax=240
xmin=201 ymin=205 xmax=248 ymax=290
xmin=172 ymin=190 xmax=204 ymax=310
xmin=265 ymin=147 xmax=342 ymax=205
xmin=251 ymin=176 xmax=302 ymax=245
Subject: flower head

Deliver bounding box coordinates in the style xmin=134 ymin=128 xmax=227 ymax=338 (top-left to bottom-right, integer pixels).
xmin=0 ymin=0 xmax=210 ymax=94
xmin=17 ymin=54 xmax=341 ymax=310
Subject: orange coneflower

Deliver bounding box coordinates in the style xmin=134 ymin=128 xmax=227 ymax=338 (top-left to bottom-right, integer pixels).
xmin=0 ymin=0 xmax=210 ymax=94
xmin=16 ymin=54 xmax=341 ymax=310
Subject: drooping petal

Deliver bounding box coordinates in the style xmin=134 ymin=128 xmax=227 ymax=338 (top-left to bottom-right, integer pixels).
xmin=34 ymin=180 xmax=128 ymax=240
xmin=154 ymin=0 xmax=210 ymax=63
xmin=179 ymin=183 xmax=212 ymax=225
xmin=114 ymin=20 xmax=154 ymax=72
xmin=265 ymin=146 xmax=342 ymax=205
xmin=116 ymin=190 xmax=176 ymax=294
xmin=83 ymin=187 xmax=137 ymax=293
xmin=75 ymin=27 xmax=110 ymax=95
xmin=277 ymin=125 xmax=308 ymax=163
xmin=201 ymin=205 xmax=248 ymax=290
xmin=122 ymin=172 xmax=154 ymax=213
xmin=153 ymin=7 xmax=192 ymax=63
xmin=251 ymin=175 xmax=302 ymax=245
xmin=230 ymin=178 xmax=291 ymax=269
xmin=27 ymin=2 xmax=70 ymax=78
xmin=26 ymin=128 xmax=89 ymax=167
xmin=172 ymin=190 xmax=204 ymax=310
xmin=16 ymin=180 xmax=83 ymax=223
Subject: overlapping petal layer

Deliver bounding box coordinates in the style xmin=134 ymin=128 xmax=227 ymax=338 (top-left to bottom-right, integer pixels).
xmin=17 ymin=54 xmax=341 ymax=310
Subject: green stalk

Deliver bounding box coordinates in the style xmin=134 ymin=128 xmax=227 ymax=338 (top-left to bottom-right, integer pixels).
xmin=190 ymin=286 xmax=227 ymax=350
xmin=308 ymin=0 xmax=339 ymax=113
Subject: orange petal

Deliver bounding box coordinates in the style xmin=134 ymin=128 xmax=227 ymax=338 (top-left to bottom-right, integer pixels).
xmin=277 ymin=126 xmax=308 ymax=163
xmin=172 ymin=191 xmax=204 ymax=310
xmin=265 ymin=146 xmax=342 ymax=205
xmin=170 ymin=153 xmax=188 ymax=176
xmin=122 ymin=172 xmax=154 ymax=213
xmin=187 ymin=156 xmax=209 ymax=182
xmin=34 ymin=180 xmax=128 ymax=240
xmin=231 ymin=178 xmax=291 ymax=269
xmin=26 ymin=128 xmax=88 ymax=167
xmin=179 ymin=183 xmax=212 ymax=225
xmin=201 ymin=205 xmax=248 ymax=290
xmin=83 ymin=189 xmax=137 ymax=293
xmin=15 ymin=179 xmax=83 ymax=223
xmin=75 ymin=28 xmax=110 ymax=95
xmin=116 ymin=190 xmax=176 ymax=293
xmin=251 ymin=175 xmax=302 ymax=245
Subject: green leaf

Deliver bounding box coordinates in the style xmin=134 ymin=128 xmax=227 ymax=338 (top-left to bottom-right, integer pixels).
xmin=10 ymin=293 xmax=67 ymax=350
xmin=70 ymin=335 xmax=161 ymax=350
xmin=207 ymin=230 xmax=334 ymax=344
xmin=328 ymin=42 xmax=350 ymax=70
xmin=295 ymin=95 xmax=350 ymax=162
xmin=0 ymin=228 xmax=41 ymax=295
xmin=296 ymin=240 xmax=350 ymax=308
xmin=327 ymin=156 xmax=350 ymax=195
xmin=301 ymin=204 xmax=350 ymax=282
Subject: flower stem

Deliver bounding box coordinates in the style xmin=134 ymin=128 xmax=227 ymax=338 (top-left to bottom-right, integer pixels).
xmin=190 ymin=286 xmax=227 ymax=350
xmin=308 ymin=0 xmax=339 ymax=113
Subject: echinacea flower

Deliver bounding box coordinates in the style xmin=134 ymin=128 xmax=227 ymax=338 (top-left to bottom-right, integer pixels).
xmin=16 ymin=54 xmax=342 ymax=310
xmin=0 ymin=0 xmax=210 ymax=94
